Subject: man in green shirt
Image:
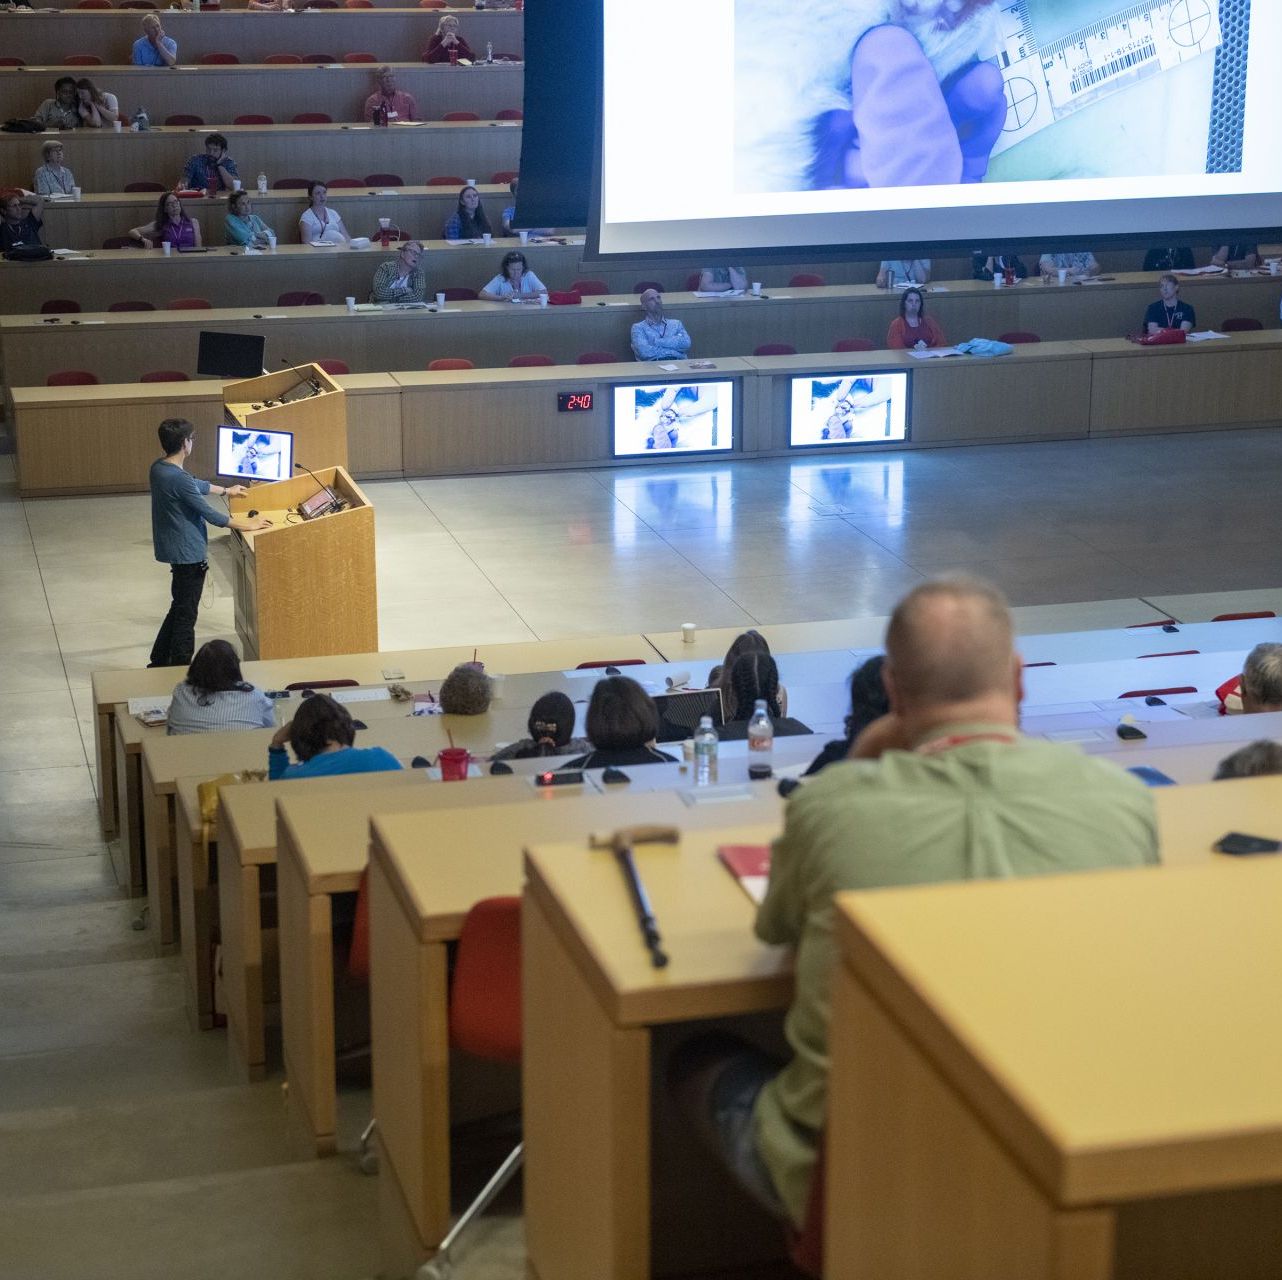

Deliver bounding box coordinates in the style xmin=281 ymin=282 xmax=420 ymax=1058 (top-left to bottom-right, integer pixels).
xmin=673 ymin=576 xmax=1159 ymax=1229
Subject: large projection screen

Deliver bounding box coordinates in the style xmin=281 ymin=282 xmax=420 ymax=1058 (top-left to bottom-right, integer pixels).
xmin=593 ymin=0 xmax=1281 ymax=259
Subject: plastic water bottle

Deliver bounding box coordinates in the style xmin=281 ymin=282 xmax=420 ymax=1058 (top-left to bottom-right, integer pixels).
xmin=133 ymin=106 xmax=150 ymax=132
xmin=693 ymin=715 xmax=718 ymax=786
xmin=256 ymin=172 xmax=268 ymax=195
xmin=747 ymin=700 xmax=773 ymax=767
xmin=486 ymin=41 xmax=494 ymax=63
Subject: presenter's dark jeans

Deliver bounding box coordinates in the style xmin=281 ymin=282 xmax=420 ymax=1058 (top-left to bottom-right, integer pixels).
xmin=149 ymin=561 xmax=207 ymax=668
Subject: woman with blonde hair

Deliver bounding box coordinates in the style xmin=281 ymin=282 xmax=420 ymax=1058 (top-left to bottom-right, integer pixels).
xmin=423 ymin=13 xmax=476 ymax=62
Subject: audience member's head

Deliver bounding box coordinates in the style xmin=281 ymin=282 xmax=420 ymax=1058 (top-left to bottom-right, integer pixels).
xmin=844 ymin=654 xmax=890 ymax=741
xmin=140 ymin=13 xmax=164 ymax=38
xmin=899 ymin=286 xmax=926 ymax=320
xmin=454 ymin=184 xmax=489 ymax=235
xmin=1241 ymin=643 xmax=1282 ymax=713
xmin=374 ymin=65 xmax=397 ymax=94
xmin=1214 ymin=739 xmax=1282 ymax=780
xmin=157 ymin=417 xmax=195 ymax=456
xmin=52 ymin=76 xmax=77 ymax=109
xmin=512 ymin=690 xmax=578 ymax=757
xmin=154 ymin=191 xmax=185 ymax=229
xmin=439 ymin=663 xmax=494 ymax=715
xmin=228 ymin=189 xmax=252 ymax=218
xmin=75 ymin=77 xmax=110 ymax=108
xmin=639 ymin=287 xmax=665 ymax=321
xmin=435 ymin=13 xmax=461 ymax=36
xmin=585 ymin=676 xmax=659 ymax=750
xmin=41 ymin=140 xmax=66 ymax=165
xmin=288 ymin=693 xmax=356 ymax=762
xmin=396 ymin=238 xmax=423 ymax=271
xmin=185 ymin=639 xmax=250 ymax=702
xmin=727 ymin=651 xmax=783 ymax=720
xmin=716 ymin=629 xmax=771 ymax=697
xmin=499 ymin=249 xmax=527 ymax=283
xmin=883 ymin=575 xmax=1018 ymax=720
xmin=202 ymin=133 xmax=229 ymax=163
xmin=306 ymin=180 xmax=328 ymax=208
xmin=1157 ymin=272 xmax=1179 ymax=301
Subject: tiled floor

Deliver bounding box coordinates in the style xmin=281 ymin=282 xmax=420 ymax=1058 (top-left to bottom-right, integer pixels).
xmin=1 ymin=427 xmax=1279 ymax=1278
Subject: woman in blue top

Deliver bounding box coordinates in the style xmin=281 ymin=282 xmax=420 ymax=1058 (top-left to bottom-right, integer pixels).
xmin=441 ymin=184 xmax=492 ymax=241
xmin=479 ymin=249 xmax=547 ymax=302
xmin=224 ymin=190 xmax=275 ymax=248
xmin=267 ymin=693 xmax=402 ymax=780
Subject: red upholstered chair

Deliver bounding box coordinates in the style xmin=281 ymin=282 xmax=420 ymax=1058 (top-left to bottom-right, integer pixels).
xmin=419 ymin=0 xmax=447 ymax=7
xmin=363 ymin=173 xmax=403 ymax=186
xmin=124 ymin=181 xmax=165 ymax=192
xmin=633 ymin=280 xmax=664 ymax=293
xmin=108 ymin=300 xmax=156 ymax=311
xmin=283 ymin=679 xmax=358 ymax=691
xmin=427 ymin=175 xmax=465 ymax=186
xmin=832 ymin=337 xmax=875 ymax=352
xmin=64 ymin=54 xmax=104 ymax=65
xmin=684 ymin=272 xmax=701 ymax=290
xmin=76 ymin=0 xmax=113 ymax=8
xmin=1126 ymin=619 xmax=1178 ymax=628
xmin=490 ymin=170 xmax=518 ymax=184
xmin=277 ymin=291 xmax=325 ymax=306
xmin=268 ymin=55 xmax=305 ymax=65
xmin=443 ymin=111 xmax=481 ymax=121
xmin=575 ymin=659 xmax=645 ymax=669
xmin=788 ymin=272 xmax=826 ymax=287
xmin=1118 ymin=685 xmax=1197 ymax=699
xmin=303 ymin=0 xmax=339 ymax=7
xmin=345 ymin=0 xmax=373 ymax=7
xmin=428 ymin=358 xmax=475 ymax=371
xmin=1136 ymin=649 xmax=1200 ymax=660
xmin=272 ymin=177 xmax=311 ymax=189
xmin=577 ymin=351 xmax=621 ymax=364
xmin=140 ymin=370 xmax=189 ymax=382
xmin=200 ymin=52 xmax=239 ymax=64
xmin=325 ymin=177 xmax=363 ymax=188
xmin=569 ymin=279 xmax=609 ymax=295
xmin=509 ymin=354 xmax=554 ymax=367
xmin=495 ymin=108 xmax=524 ymax=120
xmin=47 ymin=371 xmax=100 ymax=386
xmin=0 ymin=58 xmax=26 ymax=65
xmin=344 ymin=52 xmax=377 ymax=62
xmin=441 ymin=287 xmax=477 ymax=301
xmin=316 ymin=359 xmax=350 ymax=375
xmin=165 ymin=114 xmax=205 ymax=126
xmin=119 ymin=0 xmax=157 ymax=7
xmin=40 ymin=299 xmax=81 ymax=314
xmin=233 ymin=114 xmax=274 ymax=125
xmin=167 ymin=298 xmax=213 ymax=310
xmin=1212 ymin=610 xmax=1276 ymax=622
xmin=998 ymin=331 xmax=1041 ymax=344
xmin=754 ymin=343 xmax=797 ymax=356
xmin=302 ymin=53 xmax=340 ymax=63
xmin=291 ymin=112 xmax=332 ymax=122
xmin=1221 ymin=317 xmax=1263 ymax=331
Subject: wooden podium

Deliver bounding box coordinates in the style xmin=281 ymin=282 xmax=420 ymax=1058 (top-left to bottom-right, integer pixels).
xmin=223 ymin=365 xmax=347 ymax=471
xmin=226 ymin=467 xmax=376 ymax=660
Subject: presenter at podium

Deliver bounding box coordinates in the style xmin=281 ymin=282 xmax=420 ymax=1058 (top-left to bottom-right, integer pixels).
xmin=147 ymin=418 xmax=269 ymax=669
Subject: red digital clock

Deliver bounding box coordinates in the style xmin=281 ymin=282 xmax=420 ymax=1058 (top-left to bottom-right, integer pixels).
xmin=557 ymin=392 xmax=595 ymax=412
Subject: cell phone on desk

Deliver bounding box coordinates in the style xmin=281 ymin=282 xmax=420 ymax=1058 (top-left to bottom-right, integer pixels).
xmin=1214 ymin=832 xmax=1281 ymax=856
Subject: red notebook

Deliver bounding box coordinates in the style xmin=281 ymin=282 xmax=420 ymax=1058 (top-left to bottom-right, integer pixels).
xmin=718 ymin=844 xmax=772 ymax=904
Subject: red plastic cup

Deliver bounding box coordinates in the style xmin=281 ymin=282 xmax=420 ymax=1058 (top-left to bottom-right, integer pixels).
xmin=449 ymin=47 xmax=458 ymax=65
xmin=437 ymin=747 xmax=470 ymax=781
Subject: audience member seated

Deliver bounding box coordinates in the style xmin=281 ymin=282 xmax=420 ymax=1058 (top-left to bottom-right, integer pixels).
xmin=499 ymin=176 xmax=552 ymax=238
xmin=559 ymin=676 xmax=677 ymax=770
xmin=1038 ymin=250 xmax=1100 ymax=281
xmin=717 ymin=653 xmax=812 ymax=739
xmin=709 ymin=629 xmax=788 ymax=718
xmin=886 ymin=287 xmax=944 ymax=350
xmin=1241 ymin=643 xmax=1282 ymax=713
xmin=479 ymin=249 xmax=547 ymax=301
xmin=877 ymin=258 xmax=931 ymax=288
xmin=697 ymin=266 xmax=748 ymax=293
xmin=1 ymin=190 xmax=45 ymax=253
xmin=804 ymin=654 xmax=890 ymax=775
xmin=34 ymin=77 xmax=80 ymax=131
xmin=669 ymin=575 xmax=1159 ymax=1229
xmin=75 ymin=78 xmax=119 ymax=129
xmin=971 ymin=251 xmax=1026 ymax=281
xmin=442 ymin=184 xmax=491 ymax=240
xmin=268 ymin=693 xmax=402 ymax=780
xmin=630 ymin=288 xmax=692 ymax=361
xmin=166 ymin=639 xmax=274 ymax=735
xmin=132 ymin=14 xmax=179 ymax=68
xmin=1212 ymin=242 xmax=1259 ymax=270
xmin=224 ymin=190 xmax=275 ymax=248
xmin=371 ymin=238 xmax=427 ymax=303
xmin=423 ymin=14 xmax=475 ymax=63
xmin=34 ymin=142 xmax=75 ymax=197
xmin=130 ymin=192 xmax=201 ymax=249
xmin=438 ymin=662 xmax=494 ymax=714
xmin=363 ymin=65 xmax=418 ymax=124
xmin=1214 ymin=739 xmax=1282 ymax=780
xmin=247 ymin=0 xmax=290 ymax=10
xmin=490 ymin=691 xmax=591 ymax=762
xmin=1143 ymin=245 xmax=1194 ymax=272
xmin=1144 ymin=273 xmax=1195 ymax=335
xmin=299 ymin=182 xmax=351 ymax=245
xmin=181 ymin=133 xmax=239 ymax=194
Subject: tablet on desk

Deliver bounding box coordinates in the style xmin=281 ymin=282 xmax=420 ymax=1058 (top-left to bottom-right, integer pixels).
xmin=177 ymin=246 xmax=209 ymax=254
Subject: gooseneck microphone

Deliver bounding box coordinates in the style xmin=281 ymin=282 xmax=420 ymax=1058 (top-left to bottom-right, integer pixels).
xmin=293 ymin=460 xmax=344 ymax=518
xmin=279 ymin=355 xmax=323 ymax=399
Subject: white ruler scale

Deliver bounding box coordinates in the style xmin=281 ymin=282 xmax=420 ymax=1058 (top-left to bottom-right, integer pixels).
xmin=990 ymin=0 xmax=1224 ymax=157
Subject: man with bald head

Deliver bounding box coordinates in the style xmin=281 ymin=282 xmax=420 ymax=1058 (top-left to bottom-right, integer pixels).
xmin=672 ymin=575 xmax=1158 ymax=1229
xmin=630 ymin=288 xmax=693 ymax=361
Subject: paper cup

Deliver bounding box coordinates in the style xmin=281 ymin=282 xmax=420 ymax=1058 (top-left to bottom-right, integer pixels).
xmin=112 ymin=119 xmax=121 ymax=132
xmin=162 ymin=242 xmax=172 ymax=255
xmin=465 ymin=178 xmax=477 ymax=188
xmin=266 ymin=232 xmax=276 ymax=249
xmin=751 ymin=281 xmax=762 ymax=296
xmin=1057 ymin=267 xmax=1068 ymax=285
xmin=72 ymin=186 xmax=81 ymax=200
xmin=482 ymin=232 xmax=492 ymax=244
xmin=435 ymin=292 xmax=446 ymax=308
xmin=518 ymin=229 xmax=528 ymax=244
xmin=538 ymin=293 xmax=548 ymax=307
xmin=993 ymin=274 xmax=1003 ymax=288
xmin=681 ymin=622 xmax=696 ymax=644
xmin=1271 ymin=262 xmax=1280 ymax=276
xmin=345 ymin=296 xmax=356 ymax=313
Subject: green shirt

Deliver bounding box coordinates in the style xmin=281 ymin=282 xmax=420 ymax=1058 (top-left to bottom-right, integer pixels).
xmin=751 ymin=721 xmax=1159 ymax=1225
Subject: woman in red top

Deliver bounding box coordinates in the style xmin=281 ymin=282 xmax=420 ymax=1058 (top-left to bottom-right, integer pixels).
xmin=423 ymin=14 xmax=476 ymax=63
xmin=886 ymin=287 xmax=944 ymax=350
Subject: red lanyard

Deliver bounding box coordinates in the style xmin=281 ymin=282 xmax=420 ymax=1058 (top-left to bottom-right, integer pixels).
xmin=916 ymin=732 xmax=1018 ymax=756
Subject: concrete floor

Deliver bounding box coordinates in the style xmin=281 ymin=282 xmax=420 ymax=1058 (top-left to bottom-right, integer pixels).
xmin=1 ymin=427 xmax=1279 ymax=1277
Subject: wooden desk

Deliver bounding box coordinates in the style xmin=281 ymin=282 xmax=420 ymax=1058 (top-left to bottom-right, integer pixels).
xmin=827 ymin=859 xmax=1282 ymax=1280
xmin=0 ymin=120 xmax=520 ymax=192
xmin=520 ymin=822 xmax=793 ymax=1280
xmin=1154 ymin=775 xmax=1282 ymax=862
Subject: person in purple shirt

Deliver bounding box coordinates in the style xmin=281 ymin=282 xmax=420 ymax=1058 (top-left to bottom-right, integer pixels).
xmin=131 ymin=14 xmax=178 ymax=67
xmin=267 ymin=694 xmax=403 ymax=780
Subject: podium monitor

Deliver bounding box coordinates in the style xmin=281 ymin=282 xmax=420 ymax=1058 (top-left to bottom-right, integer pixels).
xmin=216 ymin=425 xmax=294 ymax=481
xmin=199 ymin=331 xmax=266 ymax=379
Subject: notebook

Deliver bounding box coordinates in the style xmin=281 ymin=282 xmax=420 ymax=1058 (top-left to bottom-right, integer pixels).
xmin=718 ymin=843 xmax=771 ymax=904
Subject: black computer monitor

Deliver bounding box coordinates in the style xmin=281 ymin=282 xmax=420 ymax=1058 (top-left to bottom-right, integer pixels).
xmin=197 ymin=331 xmax=266 ymax=379
xmin=653 ymin=687 xmax=725 ymax=742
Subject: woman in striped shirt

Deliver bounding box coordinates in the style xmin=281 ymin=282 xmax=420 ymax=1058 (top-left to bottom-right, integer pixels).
xmin=167 ymin=640 xmax=275 ymax=734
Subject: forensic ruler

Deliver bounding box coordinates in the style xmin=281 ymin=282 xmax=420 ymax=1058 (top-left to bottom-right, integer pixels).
xmin=990 ymin=0 xmax=1225 ymax=157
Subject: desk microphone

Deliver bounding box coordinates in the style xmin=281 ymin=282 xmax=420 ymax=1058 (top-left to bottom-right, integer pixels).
xmin=279 ymin=355 xmax=322 ymax=399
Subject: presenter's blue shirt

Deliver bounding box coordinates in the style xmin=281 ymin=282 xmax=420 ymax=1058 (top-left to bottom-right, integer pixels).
xmin=268 ymin=745 xmax=403 ymax=781
xmin=150 ymin=459 xmax=229 ymax=564
xmin=132 ymin=34 xmax=177 ymax=66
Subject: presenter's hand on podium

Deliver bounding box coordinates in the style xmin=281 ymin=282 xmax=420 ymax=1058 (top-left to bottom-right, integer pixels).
xmin=229 ymin=514 xmax=272 ymax=533
xmin=224 ymin=484 xmax=250 ymax=498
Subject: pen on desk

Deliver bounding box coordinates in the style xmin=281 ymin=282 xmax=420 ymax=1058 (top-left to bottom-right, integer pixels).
xmin=591 ymin=826 xmax=679 ymax=968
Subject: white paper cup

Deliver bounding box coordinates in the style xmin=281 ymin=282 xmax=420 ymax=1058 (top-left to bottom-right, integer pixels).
xmin=112 ymin=119 xmax=121 ymax=132
xmin=751 ymin=281 xmax=762 ymax=296
xmin=72 ymin=186 xmax=81 ymax=200
xmin=1057 ymin=267 xmax=1068 ymax=285
xmin=681 ymin=622 xmax=696 ymax=644
xmin=518 ymin=229 xmax=528 ymax=244
xmin=465 ymin=178 xmax=477 ymax=188
xmin=266 ymin=232 xmax=276 ymax=249
xmin=345 ymin=296 xmax=356 ymax=313
xmin=538 ymin=293 xmax=548 ymax=307
xmin=482 ymin=232 xmax=492 ymax=244
xmin=993 ymin=274 xmax=1002 ymax=288
xmin=1271 ymin=262 xmax=1280 ymax=276
xmin=231 ymin=178 xmax=241 ymax=191
xmin=162 ymin=242 xmax=171 ymax=255
xmin=378 ymin=217 xmax=391 ymax=231
xmin=435 ymin=292 xmax=446 ymax=308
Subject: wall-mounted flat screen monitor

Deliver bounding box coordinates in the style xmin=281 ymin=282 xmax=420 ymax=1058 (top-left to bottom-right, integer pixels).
xmin=216 ymin=426 xmax=294 ymax=481
xmin=788 ymin=372 xmax=910 ymax=448
xmin=197 ymin=330 xmax=266 ymax=379
xmin=612 ymin=381 xmax=735 ymax=457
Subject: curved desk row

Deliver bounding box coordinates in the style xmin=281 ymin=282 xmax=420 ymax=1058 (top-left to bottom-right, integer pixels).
xmin=0 ymin=60 xmax=523 ymax=131
xmin=11 ymin=332 xmax=1282 ymax=497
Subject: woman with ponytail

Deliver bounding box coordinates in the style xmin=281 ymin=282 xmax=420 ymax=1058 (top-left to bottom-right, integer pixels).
xmin=490 ymin=691 xmax=591 ymax=762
